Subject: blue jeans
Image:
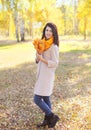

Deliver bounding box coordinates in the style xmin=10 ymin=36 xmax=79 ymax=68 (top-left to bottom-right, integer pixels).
xmin=34 ymin=95 xmax=52 ymax=115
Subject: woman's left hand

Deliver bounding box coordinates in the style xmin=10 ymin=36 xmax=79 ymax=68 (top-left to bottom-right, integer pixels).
xmin=37 ymin=53 xmax=43 ymax=61
xmin=37 ymin=52 xmax=48 ymax=65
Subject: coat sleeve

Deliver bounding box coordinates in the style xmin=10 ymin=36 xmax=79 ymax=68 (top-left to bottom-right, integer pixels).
xmin=47 ymin=45 xmax=59 ymax=68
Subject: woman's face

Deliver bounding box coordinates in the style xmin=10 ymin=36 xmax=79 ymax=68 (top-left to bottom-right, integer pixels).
xmin=45 ymin=26 xmax=53 ymax=39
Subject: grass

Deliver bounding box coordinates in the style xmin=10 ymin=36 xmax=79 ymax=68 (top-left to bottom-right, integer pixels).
xmin=0 ymin=40 xmax=91 ymax=130
xmin=59 ymin=41 xmax=91 ymax=53
xmin=0 ymin=42 xmax=35 ymax=69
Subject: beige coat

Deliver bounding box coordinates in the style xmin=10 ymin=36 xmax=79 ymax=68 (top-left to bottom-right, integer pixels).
xmin=34 ymin=44 xmax=59 ymax=96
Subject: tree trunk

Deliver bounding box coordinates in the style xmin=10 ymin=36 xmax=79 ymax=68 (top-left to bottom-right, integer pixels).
xmin=73 ymin=0 xmax=79 ymax=35
xmin=15 ymin=17 xmax=19 ymax=42
xmin=61 ymin=4 xmax=67 ymax=35
xmin=13 ymin=10 xmax=20 ymax=42
xmin=20 ymin=19 xmax=25 ymax=41
xmin=84 ymin=17 xmax=87 ymax=40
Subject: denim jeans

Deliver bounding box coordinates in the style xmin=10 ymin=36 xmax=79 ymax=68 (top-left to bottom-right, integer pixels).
xmin=34 ymin=94 xmax=52 ymax=115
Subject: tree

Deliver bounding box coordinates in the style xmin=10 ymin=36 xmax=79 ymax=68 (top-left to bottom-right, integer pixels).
xmin=73 ymin=0 xmax=79 ymax=35
xmin=60 ymin=4 xmax=67 ymax=35
xmin=31 ymin=0 xmax=63 ymax=35
xmin=11 ymin=0 xmax=26 ymax=42
xmin=78 ymin=0 xmax=91 ymax=40
xmin=0 ymin=0 xmax=28 ymax=42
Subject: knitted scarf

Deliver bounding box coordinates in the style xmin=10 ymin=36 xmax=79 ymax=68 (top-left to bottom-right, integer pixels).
xmin=33 ymin=36 xmax=54 ymax=53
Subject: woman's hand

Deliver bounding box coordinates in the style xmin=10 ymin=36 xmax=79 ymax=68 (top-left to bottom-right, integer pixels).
xmin=36 ymin=52 xmax=48 ymax=65
xmin=37 ymin=53 xmax=43 ymax=61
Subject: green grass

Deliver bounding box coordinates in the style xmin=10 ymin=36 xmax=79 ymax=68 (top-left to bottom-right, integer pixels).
xmin=0 ymin=42 xmax=35 ymax=69
xmin=60 ymin=41 xmax=91 ymax=53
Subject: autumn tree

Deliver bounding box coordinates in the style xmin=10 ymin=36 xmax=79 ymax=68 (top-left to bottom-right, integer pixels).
xmin=0 ymin=0 xmax=28 ymax=42
xmin=73 ymin=0 xmax=79 ymax=35
xmin=28 ymin=0 xmax=63 ymax=36
xmin=78 ymin=0 xmax=91 ymax=40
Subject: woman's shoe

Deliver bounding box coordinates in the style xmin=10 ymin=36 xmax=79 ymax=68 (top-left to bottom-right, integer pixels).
xmin=47 ymin=113 xmax=60 ymax=128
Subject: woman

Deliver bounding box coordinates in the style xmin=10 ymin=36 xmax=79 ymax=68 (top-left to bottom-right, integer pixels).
xmin=33 ymin=22 xmax=60 ymax=128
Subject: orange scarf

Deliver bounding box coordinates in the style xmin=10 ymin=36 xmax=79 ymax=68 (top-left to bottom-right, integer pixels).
xmin=33 ymin=37 xmax=54 ymax=53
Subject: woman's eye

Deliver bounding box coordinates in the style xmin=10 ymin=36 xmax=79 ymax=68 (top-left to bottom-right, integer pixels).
xmin=46 ymin=29 xmax=52 ymax=32
xmin=46 ymin=29 xmax=49 ymax=31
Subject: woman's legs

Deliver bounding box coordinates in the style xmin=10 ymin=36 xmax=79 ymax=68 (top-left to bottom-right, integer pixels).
xmin=34 ymin=95 xmax=52 ymax=115
xmin=34 ymin=94 xmax=60 ymax=128
xmin=43 ymin=96 xmax=51 ymax=110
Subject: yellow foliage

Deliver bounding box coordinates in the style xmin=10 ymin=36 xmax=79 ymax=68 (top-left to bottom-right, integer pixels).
xmin=32 ymin=0 xmax=63 ymax=34
xmin=0 ymin=11 xmax=15 ymax=36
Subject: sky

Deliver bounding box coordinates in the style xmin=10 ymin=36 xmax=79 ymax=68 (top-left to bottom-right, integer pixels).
xmin=56 ymin=0 xmax=71 ymax=6
xmin=56 ymin=0 xmax=78 ymax=7
xmin=0 ymin=0 xmax=78 ymax=10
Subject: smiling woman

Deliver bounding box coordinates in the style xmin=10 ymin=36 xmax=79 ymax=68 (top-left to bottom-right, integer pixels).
xmin=33 ymin=23 xmax=60 ymax=128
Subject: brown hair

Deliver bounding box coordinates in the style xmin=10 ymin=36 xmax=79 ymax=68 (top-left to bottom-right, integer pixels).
xmin=41 ymin=22 xmax=59 ymax=46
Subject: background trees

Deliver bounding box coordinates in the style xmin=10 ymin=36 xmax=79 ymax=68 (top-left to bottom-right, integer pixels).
xmin=0 ymin=0 xmax=91 ymax=41
xmin=78 ymin=0 xmax=91 ymax=40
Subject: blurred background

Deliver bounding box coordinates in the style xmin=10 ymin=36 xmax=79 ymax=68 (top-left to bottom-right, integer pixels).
xmin=0 ymin=0 xmax=91 ymax=42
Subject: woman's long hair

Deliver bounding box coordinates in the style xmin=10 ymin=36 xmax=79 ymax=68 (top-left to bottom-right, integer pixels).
xmin=41 ymin=23 xmax=59 ymax=46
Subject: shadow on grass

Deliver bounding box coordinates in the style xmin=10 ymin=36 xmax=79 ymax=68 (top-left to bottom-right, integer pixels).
xmin=0 ymin=61 xmax=43 ymax=129
xmin=69 ymin=48 xmax=91 ymax=54
xmin=0 ymin=40 xmax=18 ymax=47
xmin=0 ymin=39 xmax=32 ymax=48
xmin=0 ymin=49 xmax=91 ymax=100
xmin=0 ymin=49 xmax=91 ymax=129
xmin=53 ymin=50 xmax=91 ymax=100
xmin=0 ymin=61 xmax=36 ymax=90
